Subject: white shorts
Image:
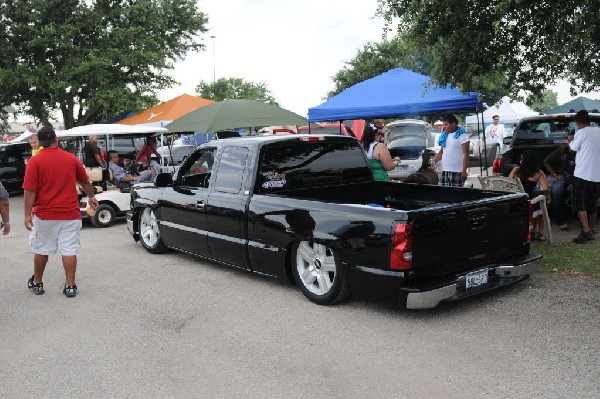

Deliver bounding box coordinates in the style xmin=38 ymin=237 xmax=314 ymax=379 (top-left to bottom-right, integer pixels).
xmin=29 ymin=215 xmax=82 ymax=256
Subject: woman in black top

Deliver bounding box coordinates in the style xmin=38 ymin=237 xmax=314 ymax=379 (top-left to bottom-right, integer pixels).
xmin=509 ymin=150 xmax=551 ymax=241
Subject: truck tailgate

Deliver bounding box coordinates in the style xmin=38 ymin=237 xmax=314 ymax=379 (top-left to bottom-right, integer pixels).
xmin=409 ymin=195 xmax=530 ymax=276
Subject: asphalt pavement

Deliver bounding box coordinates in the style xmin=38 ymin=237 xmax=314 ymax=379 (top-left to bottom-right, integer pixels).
xmin=1 ymin=194 xmax=598 ymax=399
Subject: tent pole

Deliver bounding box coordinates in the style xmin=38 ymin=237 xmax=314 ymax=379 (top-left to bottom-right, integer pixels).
xmin=480 ymin=110 xmax=489 ymax=176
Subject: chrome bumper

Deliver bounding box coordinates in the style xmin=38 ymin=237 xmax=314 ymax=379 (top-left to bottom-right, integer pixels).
xmin=403 ymin=254 xmax=542 ymax=309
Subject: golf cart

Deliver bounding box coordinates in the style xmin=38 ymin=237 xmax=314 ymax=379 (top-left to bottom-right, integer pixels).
xmin=58 ymin=124 xmax=169 ymax=227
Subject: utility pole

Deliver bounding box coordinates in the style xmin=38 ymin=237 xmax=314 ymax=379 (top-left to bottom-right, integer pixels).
xmin=210 ymin=35 xmax=216 ymax=83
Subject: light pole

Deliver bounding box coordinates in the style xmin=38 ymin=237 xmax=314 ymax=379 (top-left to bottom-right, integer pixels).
xmin=210 ymin=35 xmax=216 ymax=83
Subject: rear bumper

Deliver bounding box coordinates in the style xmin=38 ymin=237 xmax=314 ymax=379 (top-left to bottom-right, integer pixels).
xmin=401 ymin=253 xmax=542 ymax=309
xmin=348 ymin=253 xmax=542 ymax=309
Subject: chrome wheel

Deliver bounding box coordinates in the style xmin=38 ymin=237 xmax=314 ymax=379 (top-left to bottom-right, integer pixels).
xmin=295 ymin=241 xmax=338 ymax=296
xmin=138 ymin=207 xmax=167 ymax=253
xmin=140 ymin=208 xmax=159 ymax=248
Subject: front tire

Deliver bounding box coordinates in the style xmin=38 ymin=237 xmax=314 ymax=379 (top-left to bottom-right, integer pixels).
xmin=292 ymin=240 xmax=350 ymax=305
xmin=91 ymin=204 xmax=116 ymax=228
xmin=138 ymin=207 xmax=168 ymax=254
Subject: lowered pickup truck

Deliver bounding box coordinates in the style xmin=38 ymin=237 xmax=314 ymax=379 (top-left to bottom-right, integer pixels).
xmin=127 ymin=135 xmax=541 ymax=309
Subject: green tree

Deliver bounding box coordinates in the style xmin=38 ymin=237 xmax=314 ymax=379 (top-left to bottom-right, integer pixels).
xmin=526 ymin=90 xmax=559 ymax=113
xmin=196 ymin=77 xmax=278 ymax=105
xmin=376 ymin=0 xmax=600 ymax=103
xmin=329 ymin=34 xmax=507 ymax=102
xmin=0 ymin=0 xmax=208 ymax=128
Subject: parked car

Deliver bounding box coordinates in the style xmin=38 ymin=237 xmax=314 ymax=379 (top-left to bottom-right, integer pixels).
xmin=127 ymin=134 xmax=540 ymax=309
xmin=468 ymin=130 xmax=499 ymax=168
xmin=297 ymin=122 xmax=357 ymax=138
xmin=497 ymin=113 xmax=600 ymax=176
xmin=0 ymin=141 xmax=31 ymax=192
xmin=384 ymin=119 xmax=437 ymax=180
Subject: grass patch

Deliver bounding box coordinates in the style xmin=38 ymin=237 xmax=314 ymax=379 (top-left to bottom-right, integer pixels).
xmin=531 ymin=240 xmax=600 ymax=278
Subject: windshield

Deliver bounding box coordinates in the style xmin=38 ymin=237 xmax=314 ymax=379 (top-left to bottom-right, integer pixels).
xmin=514 ymin=117 xmax=600 ymax=141
xmin=387 ymin=136 xmax=426 ymax=160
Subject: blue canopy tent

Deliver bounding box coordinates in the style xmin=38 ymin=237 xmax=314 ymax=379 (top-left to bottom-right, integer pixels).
xmin=308 ymin=68 xmax=483 ymax=121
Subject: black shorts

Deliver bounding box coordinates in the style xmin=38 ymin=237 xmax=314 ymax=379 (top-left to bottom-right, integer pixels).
xmin=571 ymin=177 xmax=599 ymax=213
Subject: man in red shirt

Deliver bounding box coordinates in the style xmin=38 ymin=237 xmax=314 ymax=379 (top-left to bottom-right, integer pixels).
xmin=22 ymin=126 xmax=99 ymax=297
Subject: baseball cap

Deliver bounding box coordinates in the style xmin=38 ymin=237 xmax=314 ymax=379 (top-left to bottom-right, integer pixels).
xmin=37 ymin=126 xmax=56 ymax=146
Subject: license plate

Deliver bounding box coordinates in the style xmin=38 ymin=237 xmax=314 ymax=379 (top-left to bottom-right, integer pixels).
xmin=466 ymin=268 xmax=488 ymax=289
xmin=395 ymin=165 xmax=408 ymax=171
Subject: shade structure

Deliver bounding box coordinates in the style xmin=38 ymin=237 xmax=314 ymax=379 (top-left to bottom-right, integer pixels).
xmin=544 ymin=96 xmax=600 ymax=114
xmin=465 ymin=96 xmax=538 ymax=125
xmin=167 ymin=99 xmax=309 ymax=133
xmin=117 ymin=94 xmax=214 ymax=127
xmin=308 ymin=68 xmax=483 ymax=121
xmin=58 ymin=124 xmax=167 ymax=138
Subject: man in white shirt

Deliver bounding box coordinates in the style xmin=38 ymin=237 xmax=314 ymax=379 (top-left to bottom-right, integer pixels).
xmin=432 ymin=114 xmax=469 ymax=187
xmin=569 ymin=110 xmax=600 ymax=243
xmin=485 ymin=115 xmax=506 ymax=153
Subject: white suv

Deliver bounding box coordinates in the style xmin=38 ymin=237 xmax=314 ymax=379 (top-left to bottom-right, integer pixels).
xmin=384 ymin=119 xmax=437 ymax=181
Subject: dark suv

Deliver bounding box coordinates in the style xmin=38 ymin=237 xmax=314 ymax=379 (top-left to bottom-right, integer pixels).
xmin=0 ymin=142 xmax=31 ymax=192
xmin=498 ymin=113 xmax=600 ymax=176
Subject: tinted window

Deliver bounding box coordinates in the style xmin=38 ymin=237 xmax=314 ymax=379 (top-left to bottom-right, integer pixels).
xmin=0 ymin=143 xmax=29 ymax=163
xmin=213 ymin=146 xmax=249 ymax=194
xmin=256 ymin=140 xmax=371 ymax=193
xmin=514 ymin=117 xmax=600 ymax=141
xmin=179 ymin=148 xmax=218 ymax=188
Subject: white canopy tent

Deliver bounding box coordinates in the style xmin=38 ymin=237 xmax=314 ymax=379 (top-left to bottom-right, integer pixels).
xmin=57 ymin=124 xmax=167 ymax=139
xmin=466 ymin=96 xmax=538 ymax=126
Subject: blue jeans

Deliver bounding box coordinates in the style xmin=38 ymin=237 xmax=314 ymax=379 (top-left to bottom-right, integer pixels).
xmin=551 ymin=179 xmax=570 ymax=225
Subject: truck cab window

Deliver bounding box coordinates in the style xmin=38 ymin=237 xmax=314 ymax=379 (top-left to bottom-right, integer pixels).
xmin=213 ymin=146 xmax=249 ymax=194
xmin=180 ymin=148 xmax=217 ymax=188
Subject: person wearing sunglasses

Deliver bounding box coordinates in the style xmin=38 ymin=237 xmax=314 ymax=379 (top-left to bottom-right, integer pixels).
xmin=360 ymin=123 xmax=400 ymax=181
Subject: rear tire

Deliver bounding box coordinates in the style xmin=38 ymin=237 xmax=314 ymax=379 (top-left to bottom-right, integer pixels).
xmin=292 ymin=240 xmax=350 ymax=305
xmin=138 ymin=207 xmax=168 ymax=254
xmin=90 ymin=204 xmax=116 ymax=228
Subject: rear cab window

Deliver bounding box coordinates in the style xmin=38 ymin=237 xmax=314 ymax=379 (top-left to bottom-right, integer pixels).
xmin=514 ymin=116 xmax=600 ymax=143
xmin=255 ymin=138 xmax=371 ymax=194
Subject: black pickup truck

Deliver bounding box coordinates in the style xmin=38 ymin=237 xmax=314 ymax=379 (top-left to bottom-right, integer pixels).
xmin=499 ymin=113 xmax=600 ymax=176
xmin=127 ymin=135 xmax=541 ymax=309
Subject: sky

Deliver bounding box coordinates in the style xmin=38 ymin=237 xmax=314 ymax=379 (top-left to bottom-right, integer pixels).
xmin=158 ymin=0 xmax=386 ymax=116
xmin=158 ymin=0 xmax=598 ymax=118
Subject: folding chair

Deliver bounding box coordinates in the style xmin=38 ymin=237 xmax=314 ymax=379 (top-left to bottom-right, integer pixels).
xmin=478 ymin=176 xmax=553 ymax=243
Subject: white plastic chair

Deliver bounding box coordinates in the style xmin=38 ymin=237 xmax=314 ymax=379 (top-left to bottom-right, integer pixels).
xmin=478 ymin=176 xmax=552 ymax=243
xmin=478 ymin=176 xmax=525 ymax=192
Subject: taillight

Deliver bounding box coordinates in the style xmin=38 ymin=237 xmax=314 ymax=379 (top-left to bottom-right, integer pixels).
xmin=390 ymin=223 xmax=413 ymax=270
xmin=492 ymin=157 xmax=502 ymax=174
xmin=299 ymin=136 xmax=325 ymax=142
xmin=527 ymin=203 xmax=534 ymax=241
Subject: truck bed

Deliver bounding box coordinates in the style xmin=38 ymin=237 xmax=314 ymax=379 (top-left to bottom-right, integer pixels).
xmin=255 ymin=180 xmax=531 ymax=278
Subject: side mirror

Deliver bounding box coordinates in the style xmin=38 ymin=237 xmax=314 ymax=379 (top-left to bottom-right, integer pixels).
xmin=502 ymin=136 xmax=512 ymax=145
xmin=155 ymin=172 xmax=173 ymax=187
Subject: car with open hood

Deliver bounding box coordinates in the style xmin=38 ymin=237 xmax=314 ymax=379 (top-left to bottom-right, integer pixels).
xmin=384 ymin=119 xmax=437 ymax=181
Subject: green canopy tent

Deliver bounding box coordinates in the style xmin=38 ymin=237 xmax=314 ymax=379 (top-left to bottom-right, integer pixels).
xmin=166 ymin=99 xmax=308 ymax=134
xmin=545 ymin=96 xmax=600 ymax=114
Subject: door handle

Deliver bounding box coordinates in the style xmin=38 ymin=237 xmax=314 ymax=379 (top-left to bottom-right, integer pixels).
xmin=196 ymin=200 xmax=206 ymax=210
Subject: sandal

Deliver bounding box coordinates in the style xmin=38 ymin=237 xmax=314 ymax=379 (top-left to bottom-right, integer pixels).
xmin=533 ymin=233 xmax=547 ymax=242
